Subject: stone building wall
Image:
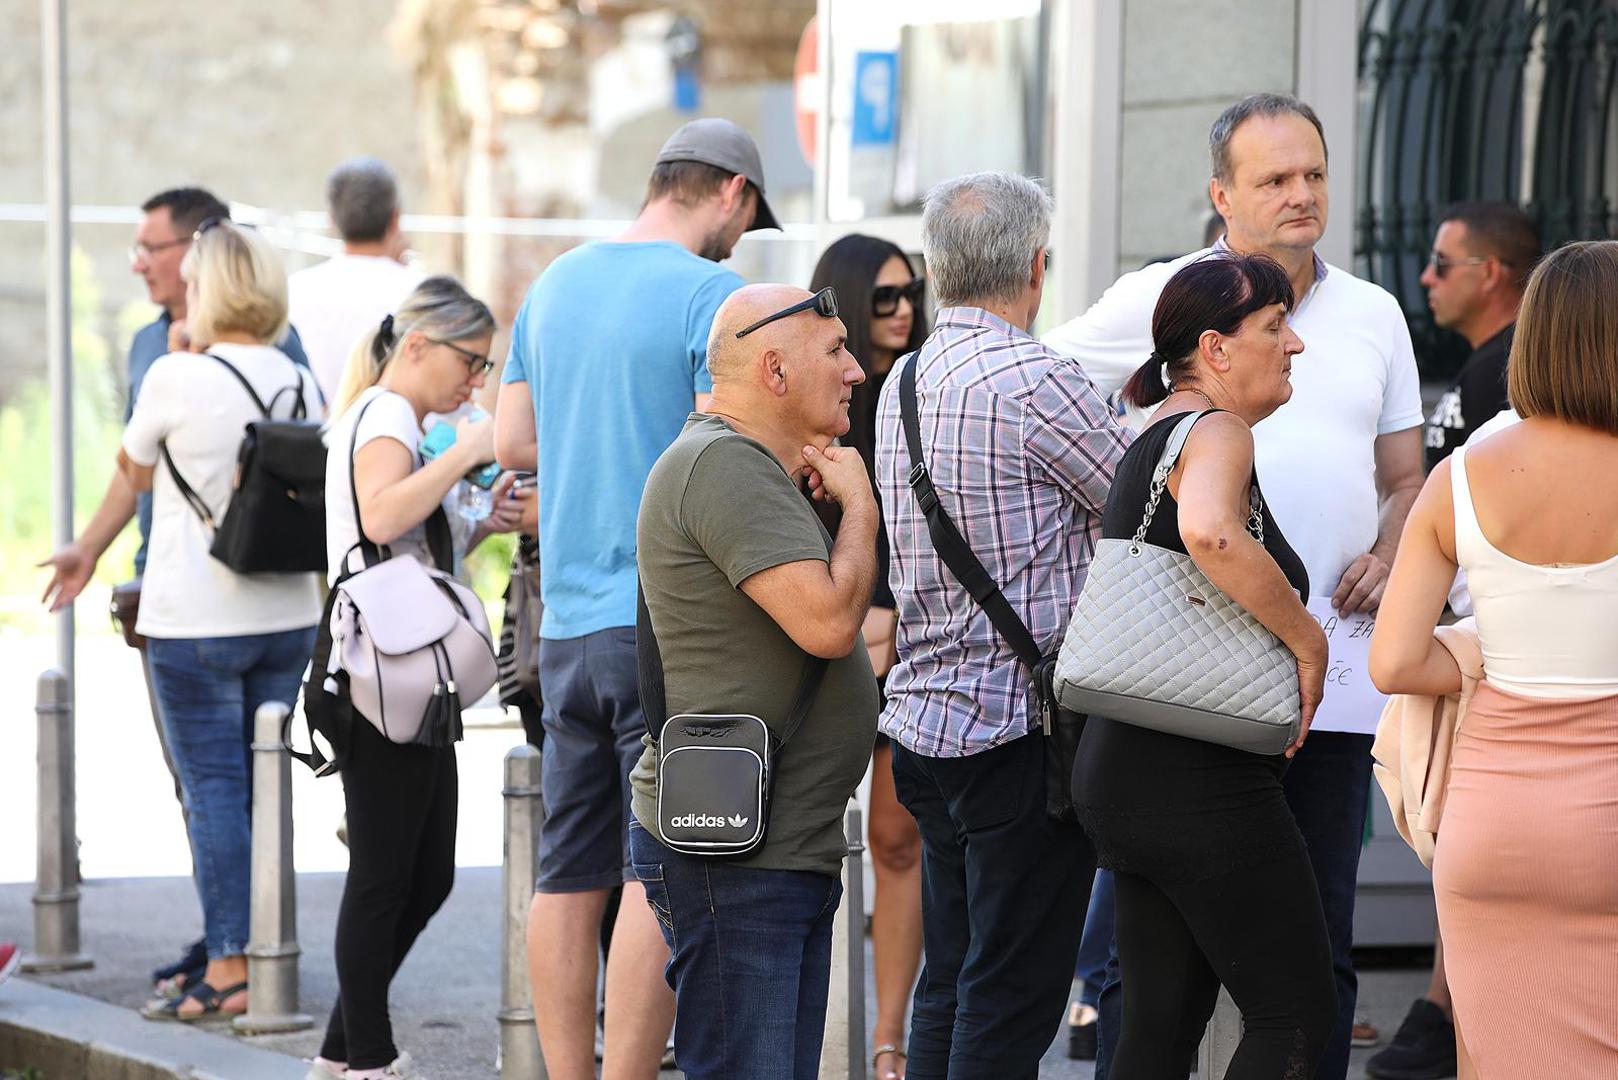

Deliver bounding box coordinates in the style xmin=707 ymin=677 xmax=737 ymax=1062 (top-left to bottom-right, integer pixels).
xmin=1117 ymin=0 xmax=1300 ymax=273
xmin=0 ymin=0 xmax=422 ymax=402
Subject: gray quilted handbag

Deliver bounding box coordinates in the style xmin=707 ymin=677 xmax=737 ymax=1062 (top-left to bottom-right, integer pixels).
xmin=1055 ymin=411 xmax=1301 ymax=755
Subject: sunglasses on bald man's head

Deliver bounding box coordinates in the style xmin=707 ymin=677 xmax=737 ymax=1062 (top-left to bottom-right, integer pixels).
xmin=872 ymin=278 xmax=925 ymax=317
xmin=735 ymin=286 xmax=839 ymax=338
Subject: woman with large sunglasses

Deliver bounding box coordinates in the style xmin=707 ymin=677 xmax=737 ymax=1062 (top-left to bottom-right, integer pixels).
xmin=809 ymin=234 xmax=929 ymax=1080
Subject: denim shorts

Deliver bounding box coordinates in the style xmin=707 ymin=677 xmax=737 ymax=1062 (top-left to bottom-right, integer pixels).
xmin=534 ymin=626 xmax=647 ymax=893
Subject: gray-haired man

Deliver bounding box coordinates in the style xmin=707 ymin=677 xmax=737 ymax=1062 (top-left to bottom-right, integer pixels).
xmin=874 ymin=172 xmax=1130 ymax=1078
xmin=289 ymin=156 xmax=423 ymax=400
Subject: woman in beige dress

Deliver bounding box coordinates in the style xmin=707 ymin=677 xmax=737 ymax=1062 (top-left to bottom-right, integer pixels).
xmin=1370 ymin=239 xmax=1618 ymax=1077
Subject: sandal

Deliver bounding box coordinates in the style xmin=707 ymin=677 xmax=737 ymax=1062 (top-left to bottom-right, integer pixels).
xmin=141 ymin=979 xmax=249 ymax=1022
xmin=150 ymin=938 xmax=207 ymax=999
xmin=873 ymin=1043 xmax=907 ymax=1080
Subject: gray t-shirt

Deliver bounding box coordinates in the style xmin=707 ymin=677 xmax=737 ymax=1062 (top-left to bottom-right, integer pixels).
xmin=630 ymin=414 xmax=880 ymax=877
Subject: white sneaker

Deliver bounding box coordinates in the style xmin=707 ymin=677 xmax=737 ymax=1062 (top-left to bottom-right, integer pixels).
xmin=382 ymin=1052 xmax=423 ymax=1078
xmin=343 ymin=1053 xmax=424 ymax=1079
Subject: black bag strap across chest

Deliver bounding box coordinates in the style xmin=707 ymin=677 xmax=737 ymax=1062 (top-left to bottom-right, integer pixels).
xmin=897 ymin=353 xmax=1043 ymax=671
xmin=159 ymin=352 xmax=307 ymax=529
xmin=635 ymin=433 xmax=827 ymax=749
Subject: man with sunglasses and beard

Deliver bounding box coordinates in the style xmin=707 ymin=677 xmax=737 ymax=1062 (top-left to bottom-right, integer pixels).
xmin=1417 ymin=202 xmax=1541 ymax=471
xmin=495 ymin=117 xmax=778 ymax=1080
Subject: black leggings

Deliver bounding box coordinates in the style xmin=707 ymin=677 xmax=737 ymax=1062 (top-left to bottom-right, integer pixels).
xmin=1110 ymin=852 xmax=1337 ymax=1080
xmin=318 ymin=720 xmax=457 ymax=1069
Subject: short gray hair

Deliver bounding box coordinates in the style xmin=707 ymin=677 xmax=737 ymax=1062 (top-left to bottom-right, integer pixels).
xmin=921 ymin=172 xmax=1052 ymax=308
xmin=327 ymin=156 xmax=400 ymax=242
xmin=1209 ymin=94 xmax=1327 ymax=183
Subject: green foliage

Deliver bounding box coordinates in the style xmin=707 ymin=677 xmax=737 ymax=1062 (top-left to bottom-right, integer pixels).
xmin=0 ymin=250 xmax=136 ymax=632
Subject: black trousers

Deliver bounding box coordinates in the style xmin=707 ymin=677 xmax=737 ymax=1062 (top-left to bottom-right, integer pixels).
xmin=1110 ymin=854 xmax=1337 ymax=1080
xmin=318 ymin=720 xmax=457 ymax=1069
xmin=891 ymin=732 xmax=1095 ymax=1080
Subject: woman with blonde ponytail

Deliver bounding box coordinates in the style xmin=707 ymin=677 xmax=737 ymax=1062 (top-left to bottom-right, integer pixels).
xmin=310 ymin=275 xmax=530 ymax=1080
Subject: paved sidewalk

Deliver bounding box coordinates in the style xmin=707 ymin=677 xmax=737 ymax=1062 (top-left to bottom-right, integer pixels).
xmin=1 ymin=869 xmax=1428 ymax=1078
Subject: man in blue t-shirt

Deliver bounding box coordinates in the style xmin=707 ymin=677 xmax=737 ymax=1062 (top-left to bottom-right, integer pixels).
xmin=495 ymin=117 xmax=775 ymax=1079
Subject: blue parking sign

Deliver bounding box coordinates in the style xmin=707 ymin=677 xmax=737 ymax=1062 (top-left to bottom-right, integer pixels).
xmin=852 ymin=51 xmax=898 ymax=146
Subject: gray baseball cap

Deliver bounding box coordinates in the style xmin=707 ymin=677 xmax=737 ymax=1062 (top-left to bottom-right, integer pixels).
xmin=654 ymin=117 xmax=780 ymax=232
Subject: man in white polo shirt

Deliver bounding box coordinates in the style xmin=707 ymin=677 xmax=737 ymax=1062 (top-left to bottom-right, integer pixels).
xmin=1046 ymin=93 xmax=1426 ymax=1080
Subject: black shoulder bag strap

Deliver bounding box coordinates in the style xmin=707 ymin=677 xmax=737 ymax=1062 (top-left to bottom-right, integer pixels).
xmin=637 ymin=587 xmax=827 ymax=748
xmin=341 ymin=392 xmax=455 ymax=577
xmin=897 ymin=353 xmax=1044 ymax=671
xmin=288 ymin=391 xmax=451 ymax=776
xmin=159 ymin=352 xmax=282 ymax=531
xmin=634 ymin=435 xmax=828 ymax=748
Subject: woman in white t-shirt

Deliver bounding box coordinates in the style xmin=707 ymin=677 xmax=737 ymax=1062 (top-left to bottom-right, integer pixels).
xmin=310 ymin=276 xmax=527 ymax=1080
xmin=118 ymin=219 xmax=324 ymax=1022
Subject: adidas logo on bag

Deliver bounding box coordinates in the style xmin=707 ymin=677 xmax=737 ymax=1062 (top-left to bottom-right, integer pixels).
xmin=668 ymin=813 xmax=749 ymax=830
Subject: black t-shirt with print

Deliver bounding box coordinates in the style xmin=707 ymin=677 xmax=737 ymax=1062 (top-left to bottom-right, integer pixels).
xmin=1424 ymin=325 xmax=1513 ymax=472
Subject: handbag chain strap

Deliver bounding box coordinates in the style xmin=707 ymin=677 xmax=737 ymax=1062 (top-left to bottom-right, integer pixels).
xmin=1132 ymin=411 xmax=1265 ymax=552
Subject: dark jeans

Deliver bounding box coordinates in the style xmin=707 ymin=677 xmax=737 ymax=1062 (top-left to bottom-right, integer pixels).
xmin=630 ymin=821 xmax=841 ymax=1080
xmin=891 ymin=733 xmax=1096 ymax=1080
xmin=1110 ymin=856 xmax=1337 ymax=1079
xmin=319 ymin=721 xmax=457 ymax=1070
xmin=146 ymin=628 xmax=312 ymax=960
xmin=1076 ymin=869 xmax=1116 ymax=1008
xmin=1281 ymin=731 xmax=1374 ymax=1080
xmin=1093 ymin=731 xmax=1373 ymax=1080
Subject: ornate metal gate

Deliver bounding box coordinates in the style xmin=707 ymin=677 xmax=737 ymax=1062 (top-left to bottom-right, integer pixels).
xmin=1357 ymin=0 xmax=1618 ymax=377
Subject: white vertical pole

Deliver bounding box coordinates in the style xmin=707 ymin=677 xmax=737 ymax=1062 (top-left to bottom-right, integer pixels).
xmin=43 ymin=0 xmax=74 ymax=689
xmin=1049 ymin=0 xmax=1125 ymax=315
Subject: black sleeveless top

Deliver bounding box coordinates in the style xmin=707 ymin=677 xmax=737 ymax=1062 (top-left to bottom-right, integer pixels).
xmin=1102 ymin=410 xmax=1309 ymax=603
xmin=1074 ymin=410 xmax=1312 ymax=880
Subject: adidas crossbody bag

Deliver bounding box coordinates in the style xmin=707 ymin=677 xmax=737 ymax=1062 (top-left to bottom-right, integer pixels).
xmin=636 ymin=587 xmax=827 ymax=857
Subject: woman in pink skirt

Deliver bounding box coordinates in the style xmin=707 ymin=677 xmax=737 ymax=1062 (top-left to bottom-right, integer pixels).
xmin=1370 ymin=239 xmax=1618 ymax=1077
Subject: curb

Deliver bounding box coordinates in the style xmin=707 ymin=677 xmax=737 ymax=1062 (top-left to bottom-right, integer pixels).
xmin=0 ymin=978 xmax=307 ymax=1080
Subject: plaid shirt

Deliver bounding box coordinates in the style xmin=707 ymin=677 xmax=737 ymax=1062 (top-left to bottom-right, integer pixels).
xmin=875 ymin=307 xmax=1131 ymax=758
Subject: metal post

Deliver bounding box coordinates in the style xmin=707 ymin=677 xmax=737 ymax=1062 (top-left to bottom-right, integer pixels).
xmin=1197 ymin=988 xmax=1241 ymax=1079
xmin=842 ymin=804 xmax=867 ymax=1080
xmin=498 ymin=743 xmax=545 ymax=1079
xmin=234 ymin=702 xmax=312 ymax=1033
xmin=42 ymin=0 xmax=74 ymax=690
xmin=820 ymin=801 xmax=867 ymax=1080
xmin=23 ymin=670 xmax=91 ymax=973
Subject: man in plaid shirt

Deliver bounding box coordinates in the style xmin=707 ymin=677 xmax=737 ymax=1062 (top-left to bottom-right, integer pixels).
xmin=874 ymin=171 xmax=1131 ymax=1078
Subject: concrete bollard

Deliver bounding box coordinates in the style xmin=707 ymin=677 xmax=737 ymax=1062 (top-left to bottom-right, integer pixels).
xmin=820 ymin=801 xmax=867 ymax=1080
xmin=498 ymin=743 xmax=545 ymax=1079
xmin=234 ymin=701 xmax=313 ymax=1034
xmin=1197 ymin=988 xmax=1241 ymax=1079
xmin=23 ymin=669 xmax=92 ymax=973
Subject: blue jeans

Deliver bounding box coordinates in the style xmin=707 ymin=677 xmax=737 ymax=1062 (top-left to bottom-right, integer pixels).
xmin=147 ymin=628 xmax=314 ymax=960
xmin=1075 ymin=869 xmax=1116 ymax=1008
xmin=629 ymin=821 xmax=842 ymax=1080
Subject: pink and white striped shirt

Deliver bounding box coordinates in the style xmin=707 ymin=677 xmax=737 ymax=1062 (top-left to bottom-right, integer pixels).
xmin=875 ymin=307 xmax=1132 ymax=758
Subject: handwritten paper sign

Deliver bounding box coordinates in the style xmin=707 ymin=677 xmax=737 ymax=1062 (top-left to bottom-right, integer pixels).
xmin=1305 ymin=597 xmax=1386 ymax=731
